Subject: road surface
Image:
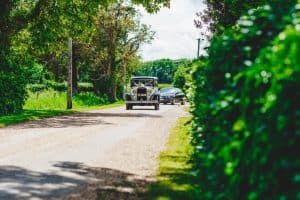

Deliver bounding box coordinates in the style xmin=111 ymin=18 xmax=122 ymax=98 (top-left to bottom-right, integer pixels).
xmin=0 ymin=105 xmax=187 ymax=200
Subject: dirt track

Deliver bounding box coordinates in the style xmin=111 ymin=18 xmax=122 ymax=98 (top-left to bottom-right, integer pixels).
xmin=0 ymin=104 xmax=187 ymax=200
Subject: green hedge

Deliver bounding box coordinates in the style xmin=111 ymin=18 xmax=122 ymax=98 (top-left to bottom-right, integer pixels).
xmin=27 ymin=81 xmax=94 ymax=93
xmin=191 ymin=1 xmax=299 ymax=199
xmin=0 ymin=68 xmax=27 ymax=115
xmin=0 ymin=57 xmax=27 ymax=116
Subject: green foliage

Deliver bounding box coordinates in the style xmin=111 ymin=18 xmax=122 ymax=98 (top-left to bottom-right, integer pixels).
xmin=73 ymin=93 xmax=109 ymax=106
xmin=27 ymin=82 xmax=94 ymax=93
xmin=25 ymin=63 xmax=45 ymax=84
xmin=195 ymin=0 xmax=269 ymax=34
xmin=0 ymin=0 xmax=169 ymax=116
xmin=0 ymin=110 xmax=72 ymax=128
xmin=158 ymin=83 xmax=173 ymax=90
xmin=24 ymin=90 xmax=67 ymax=110
xmin=24 ymin=90 xmax=110 ymax=111
xmin=172 ymin=61 xmax=194 ymax=93
xmin=27 ymin=84 xmax=47 ymax=93
xmin=191 ymin=1 xmax=299 ymax=199
xmin=88 ymin=2 xmax=153 ymax=101
xmin=0 ymin=62 xmax=27 ymax=116
xmin=134 ymin=59 xmax=188 ymax=83
xmin=77 ymin=82 xmax=94 ymax=93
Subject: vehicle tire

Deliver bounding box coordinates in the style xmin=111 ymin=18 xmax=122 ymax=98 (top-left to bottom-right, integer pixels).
xmin=163 ymin=102 xmax=167 ymax=105
xmin=155 ymin=104 xmax=159 ymax=110
xmin=181 ymin=100 xmax=185 ymax=105
xmin=171 ymin=99 xmax=175 ymax=105
xmin=126 ymin=104 xmax=131 ymax=110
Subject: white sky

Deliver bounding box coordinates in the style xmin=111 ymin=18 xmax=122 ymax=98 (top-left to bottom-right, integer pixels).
xmin=139 ymin=0 xmax=206 ymax=61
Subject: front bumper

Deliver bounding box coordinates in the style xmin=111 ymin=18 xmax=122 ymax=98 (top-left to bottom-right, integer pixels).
xmin=126 ymin=100 xmax=159 ymax=105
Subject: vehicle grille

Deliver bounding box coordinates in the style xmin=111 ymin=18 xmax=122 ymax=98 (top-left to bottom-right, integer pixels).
xmin=137 ymin=87 xmax=147 ymax=101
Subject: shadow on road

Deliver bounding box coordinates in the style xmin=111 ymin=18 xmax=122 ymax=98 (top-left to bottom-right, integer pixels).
xmin=12 ymin=112 xmax=162 ymax=129
xmin=0 ymin=161 xmax=150 ymax=200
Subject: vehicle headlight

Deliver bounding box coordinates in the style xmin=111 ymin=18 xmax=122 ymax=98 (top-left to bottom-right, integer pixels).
xmin=131 ymin=89 xmax=137 ymax=94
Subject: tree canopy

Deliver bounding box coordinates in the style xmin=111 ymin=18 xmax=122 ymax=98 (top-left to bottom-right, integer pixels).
xmin=0 ymin=0 xmax=170 ymax=115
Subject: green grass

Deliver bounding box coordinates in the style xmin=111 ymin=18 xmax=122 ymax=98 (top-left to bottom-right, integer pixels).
xmin=146 ymin=116 xmax=200 ymax=200
xmin=0 ymin=90 xmax=124 ymax=128
xmin=0 ymin=110 xmax=73 ymax=128
xmin=158 ymin=83 xmax=173 ymax=89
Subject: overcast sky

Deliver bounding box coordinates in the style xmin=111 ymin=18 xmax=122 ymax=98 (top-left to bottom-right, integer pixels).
xmin=139 ymin=0 xmax=206 ymax=61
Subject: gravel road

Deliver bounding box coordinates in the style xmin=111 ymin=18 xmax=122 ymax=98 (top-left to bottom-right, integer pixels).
xmin=0 ymin=104 xmax=187 ymax=200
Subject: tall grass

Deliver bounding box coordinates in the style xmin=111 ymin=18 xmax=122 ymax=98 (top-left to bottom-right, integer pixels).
xmin=25 ymin=90 xmax=67 ymax=110
xmin=24 ymin=90 xmax=111 ymax=110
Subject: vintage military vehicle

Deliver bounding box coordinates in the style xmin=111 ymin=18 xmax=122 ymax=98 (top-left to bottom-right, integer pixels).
xmin=125 ymin=76 xmax=160 ymax=110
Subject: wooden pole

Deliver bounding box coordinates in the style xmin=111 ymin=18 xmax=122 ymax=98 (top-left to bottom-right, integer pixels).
xmin=123 ymin=64 xmax=127 ymax=100
xmin=67 ymin=38 xmax=73 ymax=109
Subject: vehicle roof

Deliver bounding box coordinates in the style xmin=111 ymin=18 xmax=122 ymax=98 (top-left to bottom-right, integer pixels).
xmin=131 ymin=76 xmax=158 ymax=80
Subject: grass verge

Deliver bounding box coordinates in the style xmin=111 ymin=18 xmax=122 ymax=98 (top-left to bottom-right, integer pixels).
xmin=145 ymin=116 xmax=200 ymax=200
xmin=158 ymin=83 xmax=173 ymax=89
xmin=0 ymin=90 xmax=124 ymax=128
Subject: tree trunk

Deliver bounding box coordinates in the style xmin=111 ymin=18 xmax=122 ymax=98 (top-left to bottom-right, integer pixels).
xmin=108 ymin=81 xmax=117 ymax=102
xmin=72 ymin=42 xmax=78 ymax=95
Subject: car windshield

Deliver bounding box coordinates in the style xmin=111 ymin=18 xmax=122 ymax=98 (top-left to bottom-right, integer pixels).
xmin=160 ymin=88 xmax=178 ymax=93
xmin=131 ymin=79 xmax=155 ymax=87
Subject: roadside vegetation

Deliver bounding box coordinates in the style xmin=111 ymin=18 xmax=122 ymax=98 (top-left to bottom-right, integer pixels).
xmin=0 ymin=0 xmax=169 ymax=117
xmin=146 ymin=116 xmax=200 ymax=200
xmin=0 ymin=90 xmax=123 ymax=128
xmin=186 ymin=0 xmax=299 ymax=199
xmin=134 ymin=59 xmax=189 ymax=84
xmin=0 ymin=0 xmax=298 ymax=199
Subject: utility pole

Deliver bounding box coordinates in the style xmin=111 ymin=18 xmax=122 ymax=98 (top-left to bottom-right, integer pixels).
xmin=123 ymin=64 xmax=126 ymax=100
xmin=197 ymin=38 xmax=201 ymax=59
xmin=67 ymin=38 xmax=73 ymax=109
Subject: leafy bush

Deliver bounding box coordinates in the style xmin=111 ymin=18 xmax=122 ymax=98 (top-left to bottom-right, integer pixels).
xmin=28 ymin=81 xmax=94 ymax=93
xmin=27 ymin=84 xmax=48 ymax=93
xmin=25 ymin=63 xmax=45 ymax=84
xmin=191 ymin=1 xmax=299 ymax=199
xmin=45 ymin=81 xmax=67 ymax=92
xmin=173 ymin=61 xmax=195 ymax=93
xmin=73 ymin=93 xmax=109 ymax=106
xmin=0 ymin=58 xmax=27 ymax=115
xmin=25 ymin=90 xmax=110 ymax=110
xmin=78 ymin=82 xmax=94 ymax=93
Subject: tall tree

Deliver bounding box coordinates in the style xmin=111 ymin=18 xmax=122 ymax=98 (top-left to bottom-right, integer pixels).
xmin=0 ymin=0 xmax=46 ymax=115
xmin=90 ymin=2 xmax=154 ymax=101
xmin=195 ymin=0 xmax=269 ymax=35
xmin=0 ymin=0 xmax=169 ymax=115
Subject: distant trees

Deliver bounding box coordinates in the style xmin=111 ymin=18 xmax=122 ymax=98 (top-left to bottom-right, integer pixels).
xmin=134 ymin=59 xmax=189 ymax=83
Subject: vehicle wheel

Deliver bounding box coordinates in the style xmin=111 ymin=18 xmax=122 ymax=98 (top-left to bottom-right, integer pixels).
xmin=163 ymin=102 xmax=167 ymax=105
xmin=171 ymin=99 xmax=175 ymax=105
xmin=126 ymin=104 xmax=131 ymax=110
xmin=155 ymin=104 xmax=159 ymax=110
xmin=181 ymin=100 xmax=185 ymax=105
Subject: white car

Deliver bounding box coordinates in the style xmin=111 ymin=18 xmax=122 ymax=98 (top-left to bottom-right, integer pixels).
xmin=125 ymin=76 xmax=160 ymax=110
